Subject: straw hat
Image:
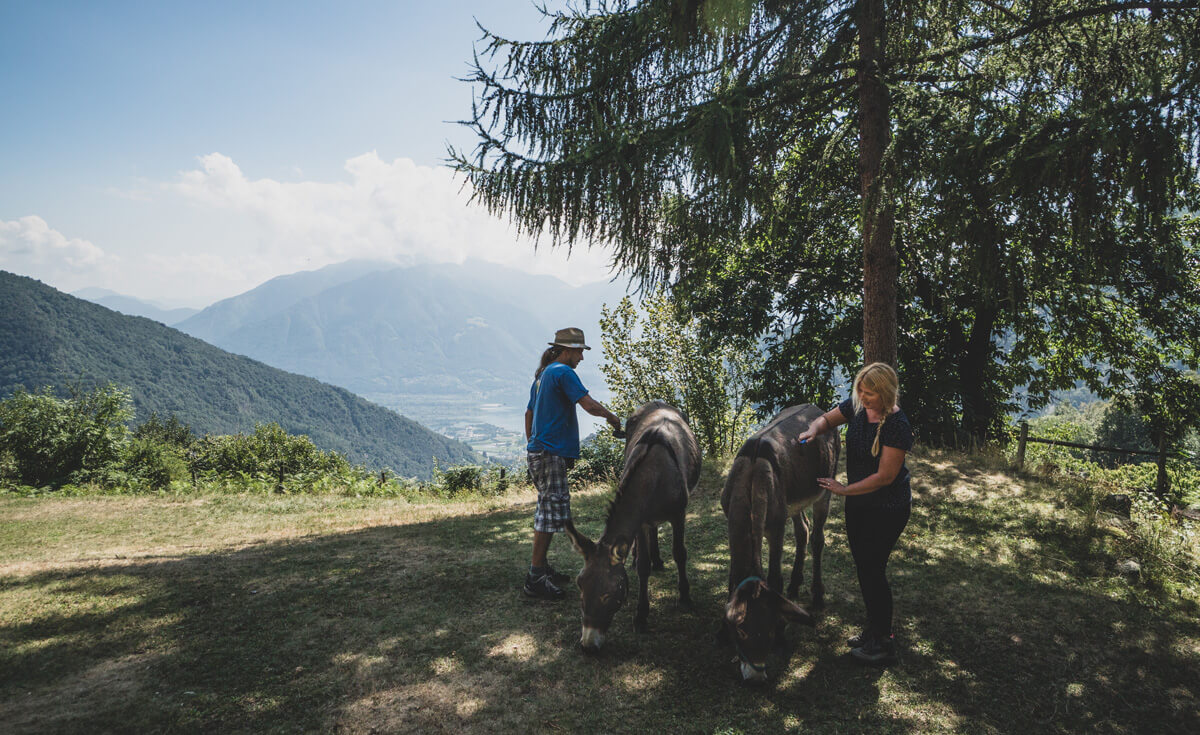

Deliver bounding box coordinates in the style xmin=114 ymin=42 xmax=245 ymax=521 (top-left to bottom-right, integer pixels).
xmin=549 ymin=327 xmax=591 ymax=350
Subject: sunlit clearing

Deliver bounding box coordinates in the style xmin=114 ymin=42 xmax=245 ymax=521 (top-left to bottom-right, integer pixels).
xmin=487 ymin=633 xmax=539 ymax=662
xmin=616 ymin=664 xmax=664 ymax=692
xmin=778 ymin=659 xmax=816 ymax=686
xmin=334 ymin=653 xmax=388 ymax=680
xmin=431 ymin=656 xmax=459 ymax=676
xmin=883 ymin=688 xmax=964 ymax=730
xmin=456 ymin=698 xmax=485 ymax=717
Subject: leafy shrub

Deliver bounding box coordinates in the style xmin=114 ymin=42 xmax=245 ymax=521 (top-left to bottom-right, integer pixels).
xmin=133 ymin=413 xmax=195 ymax=450
xmin=438 ymin=464 xmax=483 ymax=495
xmin=600 ymin=290 xmax=758 ymax=457
xmin=1093 ymin=403 xmax=1154 ymax=468
xmin=1123 ymin=490 xmax=1200 ymax=595
xmin=569 ymin=431 xmax=625 ymax=487
xmin=485 ymin=465 xmax=511 ymax=495
xmin=188 ymin=423 xmax=350 ymax=484
xmin=426 ymin=461 xmax=517 ymax=497
xmin=0 ymin=449 xmax=17 ymax=490
xmin=0 ymin=384 xmax=132 ymax=487
xmin=122 ymin=437 xmax=190 ymax=491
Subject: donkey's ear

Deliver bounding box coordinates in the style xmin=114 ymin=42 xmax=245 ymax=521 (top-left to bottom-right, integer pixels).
xmin=771 ymin=590 xmax=815 ymax=627
xmin=610 ymin=537 xmax=631 ymax=566
xmin=563 ymin=520 xmax=594 ymax=558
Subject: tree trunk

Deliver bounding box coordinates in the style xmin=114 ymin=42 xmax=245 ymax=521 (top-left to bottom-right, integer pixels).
xmin=959 ymin=305 xmax=999 ymax=443
xmin=858 ymin=0 xmax=897 ymax=367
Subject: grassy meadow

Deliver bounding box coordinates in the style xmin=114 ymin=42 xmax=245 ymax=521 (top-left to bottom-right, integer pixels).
xmin=2 ymin=449 xmax=1198 ymax=734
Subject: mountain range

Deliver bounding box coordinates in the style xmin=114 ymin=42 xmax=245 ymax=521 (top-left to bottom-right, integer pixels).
xmin=1 ymin=271 xmax=475 ymax=477
xmin=72 ymin=287 xmax=199 ymax=325
xmin=172 ymin=259 xmax=631 ymax=433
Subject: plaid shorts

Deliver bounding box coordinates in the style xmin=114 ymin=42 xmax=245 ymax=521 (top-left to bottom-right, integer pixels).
xmin=528 ymin=451 xmax=572 ymax=533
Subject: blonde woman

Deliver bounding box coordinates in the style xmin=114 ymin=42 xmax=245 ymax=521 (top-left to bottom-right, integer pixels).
xmin=797 ymin=362 xmax=913 ymax=664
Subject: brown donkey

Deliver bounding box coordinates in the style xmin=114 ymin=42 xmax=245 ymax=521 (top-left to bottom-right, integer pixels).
xmin=564 ymin=401 xmax=700 ymax=652
xmin=721 ymin=404 xmax=838 ymax=681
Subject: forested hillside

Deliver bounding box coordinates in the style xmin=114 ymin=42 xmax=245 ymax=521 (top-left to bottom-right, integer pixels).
xmin=0 ymin=271 xmax=476 ymax=476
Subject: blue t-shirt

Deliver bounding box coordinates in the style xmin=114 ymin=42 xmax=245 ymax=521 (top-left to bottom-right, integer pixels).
xmin=838 ymin=398 xmax=914 ymax=509
xmin=526 ymin=362 xmax=590 ymax=458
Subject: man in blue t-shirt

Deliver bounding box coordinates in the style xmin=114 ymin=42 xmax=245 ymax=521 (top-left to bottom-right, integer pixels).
xmin=523 ymin=327 xmax=623 ymax=600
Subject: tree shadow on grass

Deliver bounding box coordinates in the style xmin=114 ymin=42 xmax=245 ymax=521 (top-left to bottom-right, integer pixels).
xmin=0 ymin=485 xmax=1197 ymax=734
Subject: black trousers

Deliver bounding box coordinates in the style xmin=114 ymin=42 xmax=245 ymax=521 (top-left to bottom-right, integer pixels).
xmin=845 ymin=503 xmax=911 ymax=638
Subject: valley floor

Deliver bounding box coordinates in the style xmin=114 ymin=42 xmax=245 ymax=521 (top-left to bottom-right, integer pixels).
xmin=1 ymin=450 xmax=1198 ymax=734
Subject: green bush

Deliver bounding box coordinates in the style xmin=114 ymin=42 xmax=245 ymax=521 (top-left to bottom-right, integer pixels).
xmin=122 ymin=437 xmax=190 ymax=491
xmin=133 ymin=413 xmax=195 ymax=450
xmin=438 ymin=464 xmax=483 ymax=495
xmin=569 ymin=431 xmax=625 ymax=487
xmin=1123 ymin=490 xmax=1200 ymax=595
xmin=1093 ymin=403 xmax=1154 ymax=468
xmin=426 ymin=462 xmax=517 ymax=497
xmin=0 ymin=384 xmax=132 ymax=487
xmin=187 ymin=423 xmax=351 ymax=484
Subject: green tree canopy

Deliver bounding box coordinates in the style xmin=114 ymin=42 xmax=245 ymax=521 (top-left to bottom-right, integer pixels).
xmin=454 ymin=0 xmax=1200 ymax=444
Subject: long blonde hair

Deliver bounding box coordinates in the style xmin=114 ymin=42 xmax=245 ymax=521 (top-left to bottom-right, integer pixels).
xmin=851 ymin=362 xmax=900 ymax=457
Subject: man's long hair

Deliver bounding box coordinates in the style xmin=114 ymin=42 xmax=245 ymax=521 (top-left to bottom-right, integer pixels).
xmin=535 ymin=346 xmax=564 ymax=380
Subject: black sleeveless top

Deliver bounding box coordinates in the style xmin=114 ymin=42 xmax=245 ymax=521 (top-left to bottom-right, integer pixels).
xmin=838 ymin=399 xmax=914 ymax=509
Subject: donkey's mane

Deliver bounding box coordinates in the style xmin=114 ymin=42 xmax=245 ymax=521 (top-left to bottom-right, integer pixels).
xmin=604 ymin=429 xmax=675 ymax=527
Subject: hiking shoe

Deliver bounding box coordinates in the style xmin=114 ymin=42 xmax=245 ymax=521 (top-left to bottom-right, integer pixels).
xmin=543 ymin=565 xmax=573 ymax=585
xmin=851 ymin=634 xmax=897 ymax=665
xmin=523 ymin=572 xmax=566 ymax=600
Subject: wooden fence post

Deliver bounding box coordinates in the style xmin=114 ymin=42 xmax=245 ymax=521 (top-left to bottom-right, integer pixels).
xmin=1156 ymin=434 xmax=1169 ymax=498
xmin=1016 ymin=421 xmax=1028 ymax=470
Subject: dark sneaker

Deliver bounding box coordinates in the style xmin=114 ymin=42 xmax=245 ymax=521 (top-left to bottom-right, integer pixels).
xmin=543 ymin=565 xmax=573 ymax=585
xmin=847 ymin=629 xmax=871 ymax=648
xmin=523 ymin=572 xmax=566 ymax=600
xmin=851 ymin=634 xmax=897 ymax=665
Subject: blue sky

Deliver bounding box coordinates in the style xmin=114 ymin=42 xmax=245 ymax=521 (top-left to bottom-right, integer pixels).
xmin=0 ymin=1 xmax=615 ymax=306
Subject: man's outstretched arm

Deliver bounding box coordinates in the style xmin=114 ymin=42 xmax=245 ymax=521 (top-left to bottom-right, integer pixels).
xmin=578 ymin=394 xmax=621 ymax=431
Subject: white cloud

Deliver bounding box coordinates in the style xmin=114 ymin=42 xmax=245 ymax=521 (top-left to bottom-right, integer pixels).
xmin=1 ymin=154 xmax=621 ymax=307
xmin=0 ymin=216 xmax=116 ymax=289
xmin=168 ymin=151 xmax=616 ymax=285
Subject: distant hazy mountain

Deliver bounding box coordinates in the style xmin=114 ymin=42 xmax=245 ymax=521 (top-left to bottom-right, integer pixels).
xmin=72 ymin=287 xmax=200 ymax=325
xmin=176 ymin=259 xmax=391 ymax=343
xmin=175 ymin=259 xmax=631 ymax=428
xmin=3 ymin=271 xmax=476 ymax=477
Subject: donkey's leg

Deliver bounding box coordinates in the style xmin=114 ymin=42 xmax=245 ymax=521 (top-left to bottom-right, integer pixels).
xmin=671 ymin=514 xmax=691 ymax=607
xmin=767 ymin=520 xmax=789 ymax=649
xmin=632 ymin=527 xmax=664 ymax=572
xmin=788 ymin=511 xmax=811 ymax=600
xmin=634 ymin=525 xmax=652 ymax=633
xmin=766 ymin=520 xmax=785 ymax=594
xmin=809 ymin=493 xmax=830 ymax=607
xmin=649 ymin=523 xmax=665 ymax=571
